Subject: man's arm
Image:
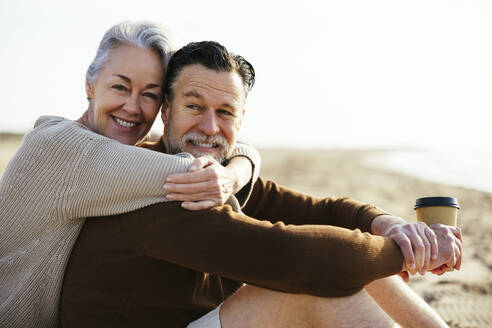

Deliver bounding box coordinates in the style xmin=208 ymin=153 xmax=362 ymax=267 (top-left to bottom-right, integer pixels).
xmin=117 ymin=199 xmax=404 ymax=298
xmin=242 ymin=180 xmax=461 ymax=276
xmin=242 ymin=178 xmax=387 ymax=232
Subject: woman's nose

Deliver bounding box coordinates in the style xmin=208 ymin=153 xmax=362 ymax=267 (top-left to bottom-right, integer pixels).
xmin=122 ymin=94 xmax=139 ymax=114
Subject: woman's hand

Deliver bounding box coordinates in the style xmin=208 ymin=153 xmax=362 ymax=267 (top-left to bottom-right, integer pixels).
xmin=164 ymin=156 xmax=238 ymax=210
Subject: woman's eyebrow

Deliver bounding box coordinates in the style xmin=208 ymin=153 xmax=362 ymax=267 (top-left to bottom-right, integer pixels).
xmin=114 ymin=74 xmax=161 ymax=89
xmin=114 ymin=74 xmax=131 ymax=83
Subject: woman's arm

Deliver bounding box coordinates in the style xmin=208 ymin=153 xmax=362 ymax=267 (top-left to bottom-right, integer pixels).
xmin=36 ymin=117 xmax=260 ymax=218
xmin=27 ymin=117 xmax=196 ymax=220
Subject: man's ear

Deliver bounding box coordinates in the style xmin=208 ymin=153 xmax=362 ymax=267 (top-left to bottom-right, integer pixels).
xmin=236 ymin=108 xmax=246 ymax=129
xmin=85 ymin=75 xmax=94 ymax=100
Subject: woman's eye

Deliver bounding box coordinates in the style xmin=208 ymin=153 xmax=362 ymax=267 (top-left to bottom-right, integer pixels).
xmin=112 ymin=84 xmax=128 ymax=92
xmin=143 ymin=92 xmax=158 ymax=100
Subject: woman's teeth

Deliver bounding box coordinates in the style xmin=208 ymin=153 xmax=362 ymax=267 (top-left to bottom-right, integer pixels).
xmin=114 ymin=117 xmax=137 ymax=128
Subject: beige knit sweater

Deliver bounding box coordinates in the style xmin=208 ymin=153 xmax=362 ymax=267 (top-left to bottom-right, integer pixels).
xmin=0 ymin=116 xmax=260 ymax=328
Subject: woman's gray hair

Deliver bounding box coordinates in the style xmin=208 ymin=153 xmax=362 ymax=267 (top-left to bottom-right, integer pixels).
xmin=86 ymin=21 xmax=173 ymax=85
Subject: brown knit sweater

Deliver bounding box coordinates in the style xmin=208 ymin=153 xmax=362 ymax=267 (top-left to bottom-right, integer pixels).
xmin=0 ymin=116 xmax=260 ymax=328
xmin=60 ymin=178 xmax=404 ymax=327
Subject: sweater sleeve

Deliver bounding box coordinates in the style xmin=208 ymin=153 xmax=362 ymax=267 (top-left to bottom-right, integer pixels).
xmin=118 ymin=201 xmax=403 ymax=298
xmin=68 ymin=139 xmax=193 ymax=218
xmin=242 ymin=178 xmax=389 ymax=233
xmin=26 ymin=117 xmax=193 ymax=220
xmin=227 ymin=140 xmax=262 ymax=207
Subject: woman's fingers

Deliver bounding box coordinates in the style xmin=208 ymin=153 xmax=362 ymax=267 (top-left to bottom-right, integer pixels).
xmin=164 ymin=157 xmax=235 ymax=208
xmin=181 ymin=200 xmax=217 ymax=211
xmin=188 ymin=156 xmax=215 ymax=171
xmin=165 ymin=155 xmax=217 ymax=184
xmin=166 ymin=191 xmax=218 ymax=202
xmin=164 ymin=181 xmax=217 ymax=195
xmin=166 ymin=166 xmax=217 ymax=185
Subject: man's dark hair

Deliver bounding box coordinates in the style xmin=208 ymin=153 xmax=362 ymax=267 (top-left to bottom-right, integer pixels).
xmin=163 ymin=41 xmax=255 ymax=102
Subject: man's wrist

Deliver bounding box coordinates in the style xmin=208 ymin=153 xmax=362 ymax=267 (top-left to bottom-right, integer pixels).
xmin=371 ymin=214 xmax=406 ymax=236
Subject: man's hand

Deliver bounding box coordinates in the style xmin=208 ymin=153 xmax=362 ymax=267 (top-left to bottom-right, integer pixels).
xmin=163 ymin=156 xmax=237 ymax=210
xmin=428 ymin=223 xmax=463 ymax=274
xmin=372 ymin=215 xmax=438 ymax=277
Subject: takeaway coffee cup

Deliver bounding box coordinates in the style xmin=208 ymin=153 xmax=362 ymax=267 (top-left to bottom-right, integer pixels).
xmin=415 ymin=196 xmax=460 ymax=271
xmin=414 ymin=197 xmax=460 ymax=226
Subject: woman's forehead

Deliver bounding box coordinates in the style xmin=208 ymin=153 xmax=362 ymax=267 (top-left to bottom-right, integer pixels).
xmin=102 ymin=44 xmax=163 ymax=80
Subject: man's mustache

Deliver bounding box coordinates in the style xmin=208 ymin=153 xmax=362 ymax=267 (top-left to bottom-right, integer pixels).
xmin=182 ymin=132 xmax=229 ymax=150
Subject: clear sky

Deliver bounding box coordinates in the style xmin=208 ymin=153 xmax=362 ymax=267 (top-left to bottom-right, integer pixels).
xmin=1 ymin=0 xmax=491 ymax=149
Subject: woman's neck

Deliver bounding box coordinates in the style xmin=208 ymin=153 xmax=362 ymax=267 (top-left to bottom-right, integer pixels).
xmin=76 ymin=110 xmax=91 ymax=129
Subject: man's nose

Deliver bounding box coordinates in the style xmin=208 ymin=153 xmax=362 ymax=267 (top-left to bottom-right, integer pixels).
xmin=198 ymin=110 xmax=220 ymax=136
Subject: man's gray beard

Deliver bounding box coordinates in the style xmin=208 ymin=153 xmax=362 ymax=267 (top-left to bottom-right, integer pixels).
xmin=166 ymin=131 xmax=230 ymax=164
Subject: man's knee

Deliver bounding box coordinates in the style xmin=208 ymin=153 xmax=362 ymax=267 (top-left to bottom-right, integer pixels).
xmin=220 ymin=285 xmax=397 ymax=328
xmin=220 ymin=285 xmax=314 ymax=328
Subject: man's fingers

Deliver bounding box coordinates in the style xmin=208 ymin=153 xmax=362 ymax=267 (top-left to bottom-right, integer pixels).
xmin=398 ymin=271 xmax=410 ymax=283
xmin=454 ymin=235 xmax=463 ymax=270
xmin=450 ymin=226 xmax=463 ymax=244
xmin=415 ymin=223 xmax=431 ymax=274
xmin=392 ymin=233 xmax=416 ymax=272
xmin=422 ymin=234 xmax=430 ymax=274
xmin=406 ymin=227 xmax=425 ymax=274
xmin=181 ymin=200 xmax=217 ymax=211
xmin=425 ymin=227 xmax=438 ymax=261
xmin=431 ymin=266 xmax=447 ymax=276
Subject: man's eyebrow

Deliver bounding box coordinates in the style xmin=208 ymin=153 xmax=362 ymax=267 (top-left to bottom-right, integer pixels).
xmin=183 ymin=90 xmax=203 ymax=99
xmin=114 ymin=74 xmax=161 ymax=89
xmin=184 ymin=89 xmax=238 ymax=110
xmin=219 ymin=103 xmax=236 ymax=110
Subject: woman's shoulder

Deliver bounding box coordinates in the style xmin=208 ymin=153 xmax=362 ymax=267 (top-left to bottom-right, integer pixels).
xmin=31 ymin=115 xmax=99 ymax=139
xmin=24 ymin=115 xmax=110 ymax=151
xmin=34 ymin=115 xmax=68 ymax=128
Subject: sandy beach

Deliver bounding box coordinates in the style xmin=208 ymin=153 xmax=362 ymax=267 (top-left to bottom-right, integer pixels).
xmin=1 ymin=136 xmax=491 ymax=327
xmin=259 ymin=149 xmax=492 ymax=328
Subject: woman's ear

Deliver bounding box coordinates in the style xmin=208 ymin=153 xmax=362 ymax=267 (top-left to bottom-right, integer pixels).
xmin=85 ymin=75 xmax=94 ymax=100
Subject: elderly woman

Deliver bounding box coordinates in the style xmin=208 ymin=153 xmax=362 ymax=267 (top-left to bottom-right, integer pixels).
xmin=0 ymin=22 xmax=260 ymax=327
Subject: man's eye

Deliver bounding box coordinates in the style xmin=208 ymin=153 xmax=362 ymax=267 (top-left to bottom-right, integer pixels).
xmin=112 ymin=84 xmax=128 ymax=91
xmin=187 ymin=104 xmax=199 ymax=110
xmin=218 ymin=109 xmax=234 ymax=117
